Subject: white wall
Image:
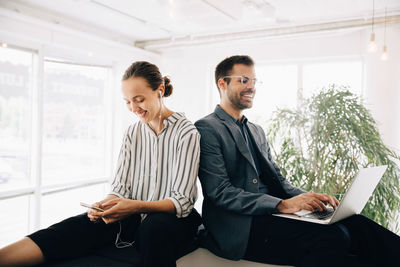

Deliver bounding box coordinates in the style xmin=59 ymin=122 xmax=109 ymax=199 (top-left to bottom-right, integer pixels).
xmin=160 ymin=26 xmax=400 ymax=153
xmin=364 ymin=27 xmax=400 ymax=154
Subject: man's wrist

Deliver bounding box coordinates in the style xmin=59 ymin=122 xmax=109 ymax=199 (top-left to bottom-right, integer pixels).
xmin=276 ymin=199 xmax=286 ymax=212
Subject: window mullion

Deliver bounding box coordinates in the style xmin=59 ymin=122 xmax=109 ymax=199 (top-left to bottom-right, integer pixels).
xmin=297 ymin=63 xmax=303 ymax=108
xmin=30 ymin=45 xmax=44 ymax=232
xmin=105 ymin=67 xmax=114 ymax=191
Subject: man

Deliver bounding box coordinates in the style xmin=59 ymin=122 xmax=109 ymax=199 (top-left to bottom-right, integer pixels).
xmin=194 ymin=55 xmax=400 ymax=267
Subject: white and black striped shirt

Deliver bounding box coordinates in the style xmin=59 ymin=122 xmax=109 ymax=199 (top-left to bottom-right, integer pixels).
xmin=110 ymin=112 xmax=200 ymax=218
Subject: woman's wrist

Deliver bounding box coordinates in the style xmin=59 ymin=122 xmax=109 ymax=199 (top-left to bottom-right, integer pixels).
xmin=136 ymin=199 xmax=175 ymax=214
xmin=132 ymin=199 xmax=144 ymax=213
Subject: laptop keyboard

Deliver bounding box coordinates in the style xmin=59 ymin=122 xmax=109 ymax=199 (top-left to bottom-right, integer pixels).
xmin=302 ymin=207 xmax=335 ymax=220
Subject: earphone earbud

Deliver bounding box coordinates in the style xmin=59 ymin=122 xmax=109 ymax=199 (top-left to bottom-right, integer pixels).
xmin=159 ymin=91 xmax=162 ymax=97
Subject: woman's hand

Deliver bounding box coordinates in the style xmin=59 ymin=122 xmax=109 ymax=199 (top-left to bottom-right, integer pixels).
xmin=87 ymin=202 xmax=104 ymax=223
xmin=94 ymin=198 xmax=143 ymax=224
xmin=87 ymin=194 xmax=119 ymax=223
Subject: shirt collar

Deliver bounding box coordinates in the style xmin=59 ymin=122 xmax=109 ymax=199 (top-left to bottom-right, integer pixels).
xmin=163 ymin=112 xmax=184 ymax=127
xmin=215 ymin=105 xmax=247 ymax=126
xmin=142 ymin=112 xmax=184 ymax=134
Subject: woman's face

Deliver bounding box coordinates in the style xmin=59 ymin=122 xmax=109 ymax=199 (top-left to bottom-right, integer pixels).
xmin=122 ymin=77 xmax=162 ymax=124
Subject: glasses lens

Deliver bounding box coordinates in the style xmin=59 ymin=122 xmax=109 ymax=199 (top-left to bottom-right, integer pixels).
xmin=241 ymin=76 xmax=249 ymax=85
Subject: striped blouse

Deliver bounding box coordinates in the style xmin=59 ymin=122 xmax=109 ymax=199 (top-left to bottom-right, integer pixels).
xmin=110 ymin=112 xmax=200 ymax=218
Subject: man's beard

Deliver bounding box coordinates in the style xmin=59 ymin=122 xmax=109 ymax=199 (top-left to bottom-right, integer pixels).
xmin=227 ymin=88 xmax=254 ymax=110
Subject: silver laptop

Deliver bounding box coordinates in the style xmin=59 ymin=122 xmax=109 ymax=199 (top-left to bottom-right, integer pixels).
xmin=273 ymin=165 xmax=387 ymax=224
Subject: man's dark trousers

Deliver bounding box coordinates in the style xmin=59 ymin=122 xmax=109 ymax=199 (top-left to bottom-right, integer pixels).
xmin=244 ymin=213 xmax=400 ymax=267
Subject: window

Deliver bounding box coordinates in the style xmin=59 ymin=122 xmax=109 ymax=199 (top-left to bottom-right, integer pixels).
xmin=0 ymin=195 xmax=31 ymax=246
xmin=42 ymin=61 xmax=110 ymax=185
xmin=0 ymin=46 xmax=34 ymax=190
xmin=41 ymin=184 xmax=107 ymax=228
xmin=246 ymin=59 xmax=363 ymax=130
xmin=303 ymin=60 xmax=363 ymax=98
xmin=0 ymin=45 xmax=113 ymax=244
xmin=245 ymin=64 xmax=298 ymax=125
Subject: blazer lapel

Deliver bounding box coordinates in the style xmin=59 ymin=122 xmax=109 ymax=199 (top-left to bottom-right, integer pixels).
xmin=222 ymin=120 xmax=258 ymax=173
xmin=214 ymin=106 xmax=257 ymax=173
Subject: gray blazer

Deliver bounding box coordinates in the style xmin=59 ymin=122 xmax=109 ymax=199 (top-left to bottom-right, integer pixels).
xmin=195 ymin=106 xmax=305 ymax=260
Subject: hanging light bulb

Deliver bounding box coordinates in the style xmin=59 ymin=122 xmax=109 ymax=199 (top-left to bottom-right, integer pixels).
xmin=368 ymin=32 xmax=377 ymax=52
xmin=368 ymin=0 xmax=377 ymax=53
xmin=381 ymin=6 xmax=388 ymax=61
xmin=381 ymin=45 xmax=388 ymax=60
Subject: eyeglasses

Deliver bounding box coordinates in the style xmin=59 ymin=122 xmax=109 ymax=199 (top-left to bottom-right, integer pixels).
xmin=222 ymin=75 xmax=263 ymax=86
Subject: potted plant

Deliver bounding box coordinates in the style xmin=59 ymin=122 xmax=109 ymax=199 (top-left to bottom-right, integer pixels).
xmin=266 ymin=85 xmax=400 ymax=232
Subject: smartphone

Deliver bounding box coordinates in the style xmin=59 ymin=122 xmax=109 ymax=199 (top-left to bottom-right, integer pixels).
xmin=80 ymin=202 xmax=104 ymax=212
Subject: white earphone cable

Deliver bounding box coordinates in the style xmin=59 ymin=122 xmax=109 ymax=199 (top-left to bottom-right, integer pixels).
xmin=115 ymin=221 xmax=135 ymax=248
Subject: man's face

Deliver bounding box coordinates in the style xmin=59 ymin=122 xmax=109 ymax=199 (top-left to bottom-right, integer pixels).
xmin=221 ymin=64 xmax=256 ymax=110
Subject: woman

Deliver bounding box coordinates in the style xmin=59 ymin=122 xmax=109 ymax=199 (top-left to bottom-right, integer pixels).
xmin=0 ymin=61 xmax=202 ymax=267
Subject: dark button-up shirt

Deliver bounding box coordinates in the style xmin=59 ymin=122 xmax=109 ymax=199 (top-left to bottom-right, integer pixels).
xmin=226 ymin=112 xmax=269 ymax=194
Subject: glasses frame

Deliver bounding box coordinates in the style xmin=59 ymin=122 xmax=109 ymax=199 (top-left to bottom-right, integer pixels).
xmin=222 ymin=75 xmax=262 ymax=86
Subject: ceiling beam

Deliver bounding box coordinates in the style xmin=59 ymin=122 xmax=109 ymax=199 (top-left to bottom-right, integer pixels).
xmin=135 ymin=14 xmax=400 ymax=52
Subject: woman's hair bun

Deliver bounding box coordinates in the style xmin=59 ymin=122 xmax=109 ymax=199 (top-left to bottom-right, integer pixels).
xmin=163 ymin=76 xmax=173 ymax=97
xmin=123 ymin=61 xmax=173 ymax=97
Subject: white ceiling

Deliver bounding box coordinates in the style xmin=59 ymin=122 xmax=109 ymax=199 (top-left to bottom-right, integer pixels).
xmin=1 ymin=0 xmax=400 ymax=50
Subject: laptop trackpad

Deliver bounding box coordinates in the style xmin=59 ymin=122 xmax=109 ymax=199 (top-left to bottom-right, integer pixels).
xmin=294 ymin=209 xmax=312 ymax=216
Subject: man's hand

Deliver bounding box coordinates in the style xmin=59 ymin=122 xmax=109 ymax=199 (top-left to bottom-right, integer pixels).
xmin=92 ymin=198 xmax=143 ymax=224
xmin=277 ymin=191 xmax=339 ymax=214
